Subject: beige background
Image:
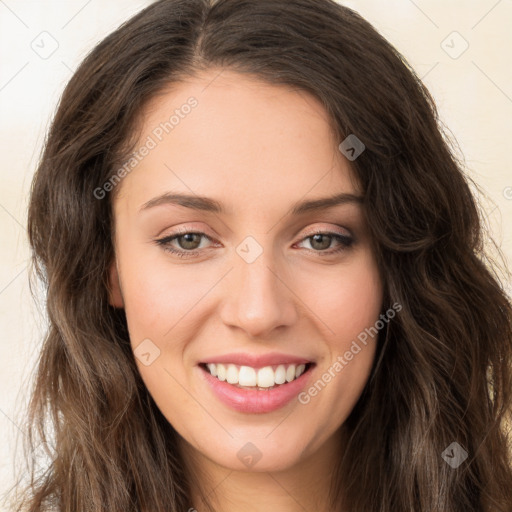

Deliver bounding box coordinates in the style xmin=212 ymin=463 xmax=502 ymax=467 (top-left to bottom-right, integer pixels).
xmin=1 ymin=0 xmax=511 ymax=505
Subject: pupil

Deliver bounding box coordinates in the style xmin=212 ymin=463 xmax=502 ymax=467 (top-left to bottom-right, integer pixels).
xmin=180 ymin=233 xmax=200 ymax=249
xmin=312 ymin=234 xmax=330 ymax=250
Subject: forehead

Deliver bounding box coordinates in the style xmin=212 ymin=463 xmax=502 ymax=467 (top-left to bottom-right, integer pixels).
xmin=115 ymin=68 xmax=360 ymax=214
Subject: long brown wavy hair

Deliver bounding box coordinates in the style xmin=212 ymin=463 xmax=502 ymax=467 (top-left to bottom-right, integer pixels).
xmin=7 ymin=0 xmax=512 ymax=510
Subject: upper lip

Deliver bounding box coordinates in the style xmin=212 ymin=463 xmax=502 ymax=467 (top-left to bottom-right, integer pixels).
xmin=199 ymin=352 xmax=314 ymax=368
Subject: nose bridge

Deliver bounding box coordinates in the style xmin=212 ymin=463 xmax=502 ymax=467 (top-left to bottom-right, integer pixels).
xmin=220 ymin=238 xmax=297 ymax=337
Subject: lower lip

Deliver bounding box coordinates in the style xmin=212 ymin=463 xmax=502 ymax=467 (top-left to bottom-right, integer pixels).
xmin=199 ymin=364 xmax=314 ymax=414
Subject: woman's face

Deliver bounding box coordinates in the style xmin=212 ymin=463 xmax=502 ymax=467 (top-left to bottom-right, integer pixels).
xmin=109 ymin=69 xmax=383 ymax=474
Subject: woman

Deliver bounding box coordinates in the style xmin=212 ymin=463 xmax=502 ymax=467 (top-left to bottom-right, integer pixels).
xmin=12 ymin=0 xmax=512 ymax=510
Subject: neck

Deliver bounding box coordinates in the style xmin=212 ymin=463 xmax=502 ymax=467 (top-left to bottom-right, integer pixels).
xmin=180 ymin=428 xmax=346 ymax=512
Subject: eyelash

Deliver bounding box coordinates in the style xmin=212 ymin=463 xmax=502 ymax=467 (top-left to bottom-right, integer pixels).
xmin=154 ymin=228 xmax=354 ymax=259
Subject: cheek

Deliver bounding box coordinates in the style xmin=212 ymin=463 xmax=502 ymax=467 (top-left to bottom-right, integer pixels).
xmin=119 ymin=251 xmax=215 ymax=344
xmin=298 ymin=252 xmax=383 ymax=344
xmin=295 ymin=253 xmax=382 ymax=416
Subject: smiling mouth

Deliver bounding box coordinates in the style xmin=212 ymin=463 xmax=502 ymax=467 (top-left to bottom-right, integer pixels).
xmin=199 ymin=362 xmax=315 ymax=390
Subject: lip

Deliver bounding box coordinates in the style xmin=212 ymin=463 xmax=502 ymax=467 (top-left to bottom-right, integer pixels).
xmin=199 ymin=351 xmax=313 ymax=368
xmin=198 ymin=362 xmax=315 ymax=414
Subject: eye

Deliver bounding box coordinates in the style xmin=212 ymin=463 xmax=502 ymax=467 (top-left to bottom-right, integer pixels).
xmin=295 ymin=230 xmax=354 ymax=255
xmin=155 ymin=231 xmax=216 ymax=258
xmin=154 ymin=228 xmax=354 ymax=259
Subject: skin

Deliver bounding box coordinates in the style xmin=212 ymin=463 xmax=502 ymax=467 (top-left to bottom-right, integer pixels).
xmin=108 ymin=68 xmax=383 ymax=512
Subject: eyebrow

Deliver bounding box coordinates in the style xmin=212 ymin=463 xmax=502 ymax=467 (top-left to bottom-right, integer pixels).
xmin=139 ymin=191 xmax=363 ymax=215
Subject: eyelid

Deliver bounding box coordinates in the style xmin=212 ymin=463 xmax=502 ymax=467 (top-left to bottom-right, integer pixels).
xmin=156 ymin=223 xmax=216 ymax=239
xmin=301 ymin=225 xmax=353 ymax=239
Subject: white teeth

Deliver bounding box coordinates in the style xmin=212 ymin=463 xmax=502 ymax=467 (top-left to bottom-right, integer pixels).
xmin=257 ymin=366 xmax=275 ymax=388
xmin=203 ymin=362 xmax=310 ymax=388
xmin=274 ymin=364 xmax=286 ymax=385
xmin=295 ymin=364 xmax=306 ymax=378
xmin=207 ymin=363 xmax=217 ymax=377
xmin=216 ymin=364 xmax=226 ymax=381
xmin=226 ymin=364 xmax=238 ymax=384
xmin=238 ymin=366 xmax=257 ymax=386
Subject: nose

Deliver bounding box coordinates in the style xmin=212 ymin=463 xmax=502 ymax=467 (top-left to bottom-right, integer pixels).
xmin=219 ymin=247 xmax=298 ymax=339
